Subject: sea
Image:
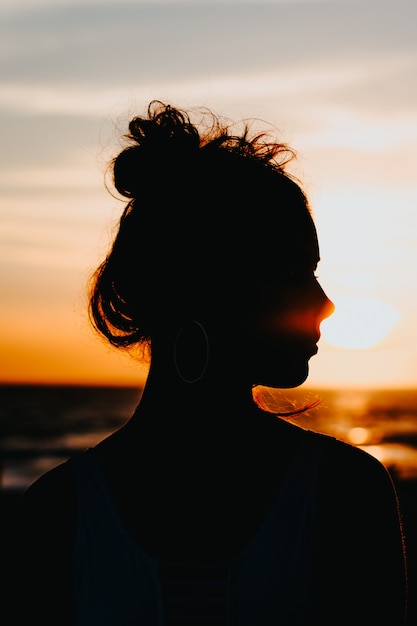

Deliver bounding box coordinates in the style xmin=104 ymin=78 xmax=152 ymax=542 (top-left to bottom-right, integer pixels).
xmin=1 ymin=383 xmax=417 ymax=492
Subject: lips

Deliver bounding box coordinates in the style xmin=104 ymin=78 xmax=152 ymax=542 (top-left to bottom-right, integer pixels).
xmin=294 ymin=340 xmax=318 ymax=357
xmin=306 ymin=336 xmax=320 ymax=355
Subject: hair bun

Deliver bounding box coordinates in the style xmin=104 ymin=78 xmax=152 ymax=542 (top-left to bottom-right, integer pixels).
xmin=112 ymin=101 xmax=200 ymax=199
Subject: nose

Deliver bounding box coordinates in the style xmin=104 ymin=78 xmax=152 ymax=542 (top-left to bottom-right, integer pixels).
xmin=317 ymin=283 xmax=335 ymax=322
xmin=321 ymin=293 xmax=335 ymax=321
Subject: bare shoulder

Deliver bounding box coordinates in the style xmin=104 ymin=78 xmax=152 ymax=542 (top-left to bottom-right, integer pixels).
xmin=285 ymin=420 xmax=395 ymax=490
xmin=6 ymin=460 xmax=78 ymax=625
xmin=304 ymin=428 xmax=403 ymax=530
xmin=10 ymin=459 xmax=78 ymax=568
xmin=307 ymin=430 xmax=407 ymax=624
xmin=19 ymin=457 xmax=77 ymax=522
xmin=312 ymin=429 xmax=399 ymax=504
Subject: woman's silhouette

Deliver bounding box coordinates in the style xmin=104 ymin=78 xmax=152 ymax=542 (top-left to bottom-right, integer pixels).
xmin=7 ymin=101 xmax=407 ymax=624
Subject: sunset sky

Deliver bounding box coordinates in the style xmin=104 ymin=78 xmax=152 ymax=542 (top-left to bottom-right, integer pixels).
xmin=1 ymin=0 xmax=417 ymax=388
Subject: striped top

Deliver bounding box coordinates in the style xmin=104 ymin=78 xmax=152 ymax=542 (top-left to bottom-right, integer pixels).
xmin=70 ymin=434 xmax=325 ymax=625
xmin=159 ymin=561 xmax=228 ymax=625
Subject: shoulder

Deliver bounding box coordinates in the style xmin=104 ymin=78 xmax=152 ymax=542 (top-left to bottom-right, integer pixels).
xmin=297 ymin=428 xmax=400 ymax=517
xmin=10 ymin=459 xmax=79 ymax=568
xmin=20 ymin=456 xmax=77 ymax=520
xmin=306 ymin=431 xmax=407 ymax=623
xmin=285 ymin=421 xmax=393 ymax=484
xmin=6 ymin=459 xmax=79 ymax=625
xmin=295 ymin=427 xmax=403 ymax=541
xmin=311 ymin=429 xmax=398 ymax=501
xmin=10 ymin=454 xmax=83 ymax=573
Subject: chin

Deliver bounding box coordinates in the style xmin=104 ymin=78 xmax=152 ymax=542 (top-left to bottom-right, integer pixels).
xmin=258 ymin=363 xmax=310 ymax=390
xmin=283 ymin=359 xmax=310 ymax=388
xmin=279 ymin=372 xmax=309 ymax=389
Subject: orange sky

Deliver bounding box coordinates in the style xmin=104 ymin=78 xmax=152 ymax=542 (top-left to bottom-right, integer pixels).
xmin=1 ymin=0 xmax=417 ymax=389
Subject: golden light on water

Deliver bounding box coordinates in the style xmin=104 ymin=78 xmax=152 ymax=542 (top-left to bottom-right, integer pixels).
xmin=321 ymin=296 xmax=401 ymax=350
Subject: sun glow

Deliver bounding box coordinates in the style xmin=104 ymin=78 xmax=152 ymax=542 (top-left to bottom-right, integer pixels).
xmin=321 ymin=296 xmax=401 ymax=350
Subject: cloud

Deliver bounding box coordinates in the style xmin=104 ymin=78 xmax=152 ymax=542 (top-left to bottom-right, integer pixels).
xmin=1 ymin=0 xmax=417 ymax=387
xmin=1 ymin=2 xmax=416 ymax=87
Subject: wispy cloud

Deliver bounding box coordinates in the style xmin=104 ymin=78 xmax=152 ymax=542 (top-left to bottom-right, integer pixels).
xmin=2 ymin=2 xmax=416 ymax=85
xmin=1 ymin=0 xmax=417 ymax=386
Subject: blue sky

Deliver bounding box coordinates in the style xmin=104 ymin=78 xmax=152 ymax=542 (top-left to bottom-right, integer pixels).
xmin=1 ymin=0 xmax=417 ymax=387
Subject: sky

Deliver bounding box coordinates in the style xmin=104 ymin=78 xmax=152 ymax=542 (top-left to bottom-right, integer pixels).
xmin=1 ymin=0 xmax=417 ymax=388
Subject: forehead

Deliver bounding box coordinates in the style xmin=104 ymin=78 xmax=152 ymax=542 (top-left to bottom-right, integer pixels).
xmin=299 ymin=214 xmax=320 ymax=263
xmin=262 ymin=199 xmax=319 ymax=263
xmin=239 ymin=220 xmax=318 ymax=295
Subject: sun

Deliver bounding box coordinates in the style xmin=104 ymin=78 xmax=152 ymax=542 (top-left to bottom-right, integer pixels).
xmin=321 ymin=296 xmax=401 ymax=350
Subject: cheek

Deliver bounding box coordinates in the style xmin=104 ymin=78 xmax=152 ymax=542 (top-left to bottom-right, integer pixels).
xmin=258 ymin=309 xmax=315 ymax=340
xmin=257 ymin=284 xmax=324 ymax=339
xmin=246 ymin=329 xmax=311 ymax=388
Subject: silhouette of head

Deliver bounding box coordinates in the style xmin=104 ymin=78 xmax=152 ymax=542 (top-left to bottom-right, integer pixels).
xmin=89 ymin=100 xmax=333 ymax=387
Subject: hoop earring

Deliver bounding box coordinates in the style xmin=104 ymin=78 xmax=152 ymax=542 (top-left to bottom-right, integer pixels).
xmin=173 ymin=320 xmax=210 ymax=384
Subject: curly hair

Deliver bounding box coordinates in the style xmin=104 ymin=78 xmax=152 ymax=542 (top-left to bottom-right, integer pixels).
xmin=89 ymin=101 xmax=311 ymax=350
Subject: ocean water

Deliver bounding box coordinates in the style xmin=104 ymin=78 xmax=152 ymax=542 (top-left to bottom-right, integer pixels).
xmin=1 ymin=384 xmax=417 ymax=492
xmin=0 ymin=384 xmax=142 ymax=491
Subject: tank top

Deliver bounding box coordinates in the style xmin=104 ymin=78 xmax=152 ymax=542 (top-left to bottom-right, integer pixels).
xmin=69 ymin=432 xmax=324 ymax=625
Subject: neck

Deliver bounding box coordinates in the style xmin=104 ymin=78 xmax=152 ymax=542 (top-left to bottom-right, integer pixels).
xmin=146 ymin=358 xmax=258 ymax=409
xmin=129 ymin=352 xmax=269 ymax=437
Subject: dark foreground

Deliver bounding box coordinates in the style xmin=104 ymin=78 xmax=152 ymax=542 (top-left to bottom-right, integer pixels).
xmin=2 ymin=476 xmax=416 ymax=625
xmin=396 ymin=477 xmax=417 ymax=625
